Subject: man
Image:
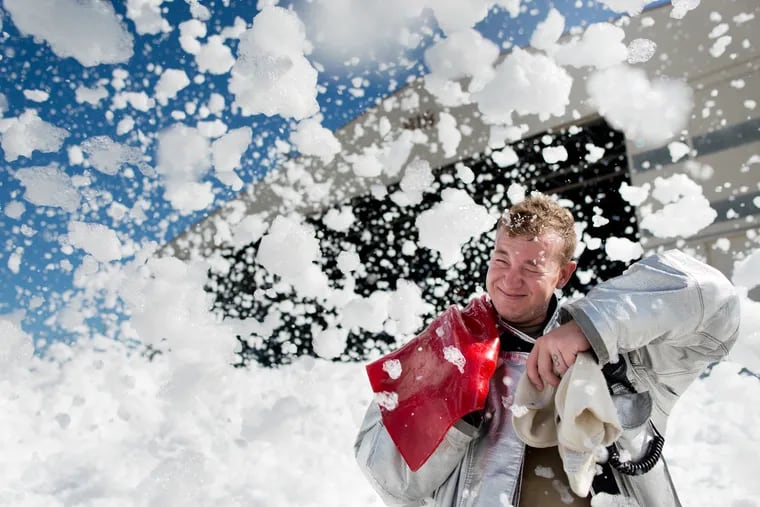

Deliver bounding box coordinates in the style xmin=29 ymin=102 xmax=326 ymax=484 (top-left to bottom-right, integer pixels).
xmin=355 ymin=194 xmax=740 ymax=506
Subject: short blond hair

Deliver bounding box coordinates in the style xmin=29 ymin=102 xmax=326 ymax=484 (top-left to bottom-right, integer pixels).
xmin=498 ymin=194 xmax=577 ymax=263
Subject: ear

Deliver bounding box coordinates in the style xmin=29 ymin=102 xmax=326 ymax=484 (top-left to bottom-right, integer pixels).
xmin=556 ymin=261 xmax=577 ymax=289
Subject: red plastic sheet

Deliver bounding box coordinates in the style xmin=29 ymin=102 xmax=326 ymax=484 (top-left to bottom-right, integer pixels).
xmin=365 ymin=295 xmax=501 ymax=471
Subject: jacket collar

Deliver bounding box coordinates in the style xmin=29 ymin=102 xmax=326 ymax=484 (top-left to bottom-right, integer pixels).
xmin=494 ymin=293 xmax=562 ymax=345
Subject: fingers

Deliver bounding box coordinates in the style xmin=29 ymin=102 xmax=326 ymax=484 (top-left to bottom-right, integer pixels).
xmin=537 ymin=348 xmax=561 ymax=388
xmin=551 ymin=352 xmax=568 ymax=376
xmin=527 ymin=341 xmax=561 ymax=391
xmin=558 ymin=350 xmax=576 ymax=373
xmin=526 ymin=322 xmax=590 ymax=391
xmin=526 ymin=348 xmax=542 ymax=391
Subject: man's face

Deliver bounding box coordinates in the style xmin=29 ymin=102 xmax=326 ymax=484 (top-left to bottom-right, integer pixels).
xmin=486 ymin=229 xmax=576 ymax=328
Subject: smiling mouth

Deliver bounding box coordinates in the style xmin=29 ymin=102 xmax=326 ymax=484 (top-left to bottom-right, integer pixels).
xmin=497 ymin=289 xmax=525 ymax=298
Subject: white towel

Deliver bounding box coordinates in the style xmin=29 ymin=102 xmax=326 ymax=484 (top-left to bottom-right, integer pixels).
xmin=512 ymin=352 xmax=623 ymax=497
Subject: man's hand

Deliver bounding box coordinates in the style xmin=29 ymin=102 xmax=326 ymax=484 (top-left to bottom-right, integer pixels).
xmin=526 ymin=321 xmax=591 ymax=390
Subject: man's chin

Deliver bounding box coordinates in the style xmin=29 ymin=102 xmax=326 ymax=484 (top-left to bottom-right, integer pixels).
xmin=493 ymin=306 xmax=526 ymax=324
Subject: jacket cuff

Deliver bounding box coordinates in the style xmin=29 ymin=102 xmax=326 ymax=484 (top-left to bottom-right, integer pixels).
xmin=560 ymin=305 xmax=610 ymax=365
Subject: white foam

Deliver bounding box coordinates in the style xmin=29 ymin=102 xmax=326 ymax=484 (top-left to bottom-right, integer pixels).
xmin=732 ymin=248 xmax=760 ymax=292
xmin=668 ymin=141 xmax=690 ymax=163
xmin=290 ymin=117 xmax=342 ymax=164
xmin=604 ymin=237 xmax=643 ymax=263
xmin=80 ymin=136 xmax=153 ymax=176
xmin=424 ymin=28 xmax=498 ymax=103
xmin=542 ymin=146 xmax=568 ymax=164
xmin=0 ymin=319 xmax=34 ymax=379
xmin=112 ymin=91 xmax=156 ymax=112
xmin=492 ymin=146 xmax=520 ymax=168
xmin=312 ymin=326 xmax=348 ymax=360
xmin=75 ymin=85 xmax=109 ymax=106
xmin=14 ymin=165 xmax=80 ymax=212
xmin=428 ymin=0 xmax=492 ymax=35
xmin=229 ymin=7 xmax=319 ymax=120
xmin=375 ymin=391 xmax=399 ymax=411
xmin=387 ymin=280 xmax=434 ymax=338
xmin=256 ymin=214 xmax=330 ymax=299
xmin=0 ymin=110 xmax=69 ymax=162
xmin=670 ymin=0 xmax=701 ymax=20
xmin=196 ymin=36 xmax=236 ymax=75
xmin=627 ymin=39 xmax=657 ymax=64
xmin=126 ymin=0 xmax=171 ymax=35
xmin=382 ymin=359 xmax=403 ymax=380
xmin=155 ymin=124 xmax=212 ymax=212
xmin=4 ymin=0 xmax=133 ymax=66
xmin=639 ymin=174 xmax=716 ymax=238
xmin=68 ymin=221 xmax=123 ymax=263
xmin=416 ymin=188 xmax=497 ymax=267
xmin=211 ymin=127 xmax=252 ymax=188
xmin=474 ymin=48 xmax=573 ymax=124
xmin=530 ymin=8 xmax=565 ymax=52
xmin=4 ymin=201 xmax=25 ymax=219
xmin=596 ymin=0 xmax=650 ymax=15
xmin=155 ymin=69 xmax=190 ymax=106
xmin=585 ymin=144 xmax=605 ymax=163
xmin=555 ymin=23 xmax=628 ymax=69
xmin=507 ymin=183 xmax=526 ymax=204
xmin=437 ymin=112 xmax=461 ymax=158
xmin=587 ymin=65 xmax=693 ymax=146
xmin=443 ymin=345 xmax=466 ymax=374
xmin=341 ymin=291 xmax=391 ymax=334
xmin=23 ymin=89 xmax=50 ymax=102
xmin=323 ymin=206 xmax=356 ymax=232
xmin=619 ymin=181 xmax=650 ymax=206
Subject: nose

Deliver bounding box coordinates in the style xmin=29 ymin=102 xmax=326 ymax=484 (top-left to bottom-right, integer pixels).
xmin=499 ymin=265 xmax=524 ymax=289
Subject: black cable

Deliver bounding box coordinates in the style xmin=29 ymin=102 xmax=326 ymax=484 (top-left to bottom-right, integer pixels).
xmin=606 ymin=424 xmax=665 ymax=476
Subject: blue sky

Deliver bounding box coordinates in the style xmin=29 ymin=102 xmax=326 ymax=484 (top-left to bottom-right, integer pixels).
xmin=0 ymin=0 xmax=666 ymax=347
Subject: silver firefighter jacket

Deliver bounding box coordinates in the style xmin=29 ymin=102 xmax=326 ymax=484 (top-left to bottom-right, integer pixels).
xmin=354 ymin=250 xmax=741 ymax=507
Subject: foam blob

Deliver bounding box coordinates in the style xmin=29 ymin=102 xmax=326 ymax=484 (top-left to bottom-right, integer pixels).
xmin=416 ymin=188 xmax=497 ymax=267
xmin=0 ymin=110 xmax=69 ymax=162
xmin=587 ymin=65 xmax=693 ymax=146
xmin=15 ymin=165 xmax=80 ymax=212
xmin=4 ymin=0 xmax=133 ymax=66
xmin=229 ymin=7 xmax=319 ymax=120
xmin=474 ymin=48 xmax=573 ymax=124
